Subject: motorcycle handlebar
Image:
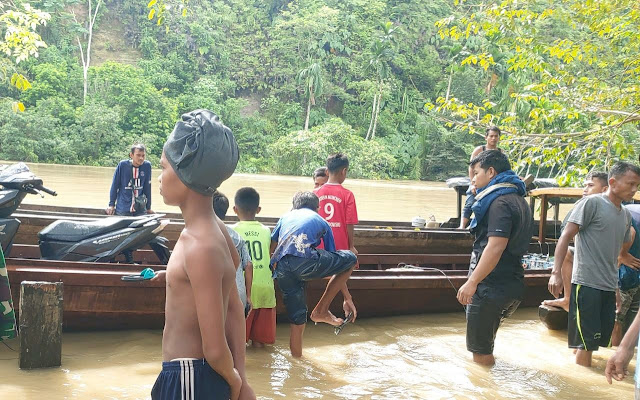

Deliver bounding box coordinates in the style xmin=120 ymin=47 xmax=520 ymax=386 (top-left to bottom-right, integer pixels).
xmin=35 ymin=184 xmax=57 ymax=197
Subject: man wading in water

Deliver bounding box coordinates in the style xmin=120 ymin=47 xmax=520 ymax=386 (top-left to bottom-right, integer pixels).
xmin=152 ymin=110 xmax=254 ymax=400
xmin=456 ymin=150 xmax=533 ymax=366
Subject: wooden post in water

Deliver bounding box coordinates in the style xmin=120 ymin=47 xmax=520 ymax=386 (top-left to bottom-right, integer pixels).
xmin=19 ymin=281 xmax=63 ymax=369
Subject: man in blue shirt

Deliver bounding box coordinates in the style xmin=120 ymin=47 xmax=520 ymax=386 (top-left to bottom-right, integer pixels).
xmin=106 ymin=144 xmax=154 ymax=216
xmin=270 ymin=191 xmax=357 ymax=357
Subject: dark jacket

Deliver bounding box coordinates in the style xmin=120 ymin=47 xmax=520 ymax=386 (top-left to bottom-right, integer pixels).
xmin=108 ymin=160 xmax=152 ymax=215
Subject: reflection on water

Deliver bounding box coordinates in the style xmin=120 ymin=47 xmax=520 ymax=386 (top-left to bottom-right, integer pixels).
xmin=0 ymin=309 xmax=633 ymax=399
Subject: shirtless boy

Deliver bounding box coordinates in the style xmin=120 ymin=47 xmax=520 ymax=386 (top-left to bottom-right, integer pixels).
xmin=151 ymin=109 xmax=253 ymax=400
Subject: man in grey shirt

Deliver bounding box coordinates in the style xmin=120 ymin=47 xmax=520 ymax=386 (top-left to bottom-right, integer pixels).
xmin=213 ymin=191 xmax=253 ymax=317
xmin=550 ymin=161 xmax=640 ymax=367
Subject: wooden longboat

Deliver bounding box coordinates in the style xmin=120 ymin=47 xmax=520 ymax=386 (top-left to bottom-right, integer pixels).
xmin=11 ymin=204 xmax=563 ymax=255
xmin=11 ymin=205 xmax=475 ymax=254
xmin=5 ymin=249 xmax=551 ymax=330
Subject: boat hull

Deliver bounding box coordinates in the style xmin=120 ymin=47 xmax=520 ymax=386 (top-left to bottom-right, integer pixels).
xmin=6 ymin=258 xmax=551 ymax=331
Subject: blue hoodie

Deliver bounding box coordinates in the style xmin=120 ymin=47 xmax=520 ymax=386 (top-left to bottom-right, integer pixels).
xmin=108 ymin=159 xmax=152 ymax=215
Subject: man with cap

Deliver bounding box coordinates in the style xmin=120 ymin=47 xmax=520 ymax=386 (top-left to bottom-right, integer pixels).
xmin=151 ymin=110 xmax=254 ymax=400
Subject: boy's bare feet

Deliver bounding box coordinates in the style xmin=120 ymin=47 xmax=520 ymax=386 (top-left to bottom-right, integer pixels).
xmin=542 ymin=297 xmax=569 ymax=312
xmin=310 ymin=309 xmax=344 ymax=326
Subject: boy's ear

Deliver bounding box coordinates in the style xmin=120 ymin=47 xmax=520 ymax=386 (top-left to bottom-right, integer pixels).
xmin=256 ymin=206 xmax=261 ymax=214
xmin=233 ymin=205 xmax=239 ymax=215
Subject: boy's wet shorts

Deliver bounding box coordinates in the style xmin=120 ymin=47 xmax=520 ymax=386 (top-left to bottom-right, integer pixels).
xmin=274 ymin=249 xmax=357 ymax=325
xmin=151 ymin=359 xmax=230 ymax=400
xmin=568 ymin=283 xmax=615 ymax=351
xmin=616 ymin=286 xmax=640 ymax=327
xmin=466 ymin=283 xmax=521 ymax=355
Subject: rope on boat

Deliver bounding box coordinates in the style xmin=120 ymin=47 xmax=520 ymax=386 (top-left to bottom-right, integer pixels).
xmin=396 ymin=263 xmax=467 ymax=313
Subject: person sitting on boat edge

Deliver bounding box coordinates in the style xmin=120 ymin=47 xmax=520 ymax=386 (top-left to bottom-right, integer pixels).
xmin=213 ymin=190 xmax=253 ymax=318
xmin=270 ymin=191 xmax=357 ymax=357
xmin=106 ymin=143 xmax=154 ymax=216
xmin=544 ymin=171 xmax=609 ymax=312
xmin=313 ymin=167 xmax=328 ymax=189
xmin=458 ymin=127 xmax=502 ymax=229
xmin=550 ymin=162 xmax=640 ymax=367
xmin=456 ymin=150 xmax=533 ymax=366
xmin=152 ymin=109 xmax=254 ymax=400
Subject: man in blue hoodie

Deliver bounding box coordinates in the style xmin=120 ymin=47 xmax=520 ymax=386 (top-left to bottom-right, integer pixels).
xmin=456 ymin=150 xmax=533 ymax=366
xmin=106 ymin=144 xmax=154 ymax=216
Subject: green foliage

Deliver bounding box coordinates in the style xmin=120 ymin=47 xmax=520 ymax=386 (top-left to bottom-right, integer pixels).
xmin=430 ymin=0 xmax=640 ymax=181
xmin=269 ymin=118 xmax=395 ymax=178
xmin=2 ymin=0 xmax=513 ymax=181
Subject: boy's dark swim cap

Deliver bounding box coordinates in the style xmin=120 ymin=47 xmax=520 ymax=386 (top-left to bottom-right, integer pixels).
xmin=163 ymin=109 xmax=239 ymax=196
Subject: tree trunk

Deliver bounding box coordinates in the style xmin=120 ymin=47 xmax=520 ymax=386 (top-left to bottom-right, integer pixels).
xmin=366 ymin=92 xmax=378 ymax=140
xmin=304 ymin=91 xmax=311 ymax=131
xmin=77 ymin=0 xmax=101 ymax=104
xmin=19 ymin=281 xmax=63 ymax=369
xmin=445 ymin=67 xmax=453 ymax=102
xmin=371 ymin=90 xmax=382 ymax=140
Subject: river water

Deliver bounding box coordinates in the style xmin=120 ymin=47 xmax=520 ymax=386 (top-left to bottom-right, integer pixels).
xmin=0 ymin=309 xmax=633 ymax=399
xmin=0 ymin=162 xmax=630 ymax=398
xmin=19 ymin=162 xmax=459 ymax=223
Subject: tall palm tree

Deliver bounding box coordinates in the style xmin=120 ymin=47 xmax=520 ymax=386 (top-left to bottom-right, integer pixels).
xmin=297 ymin=61 xmax=324 ymax=131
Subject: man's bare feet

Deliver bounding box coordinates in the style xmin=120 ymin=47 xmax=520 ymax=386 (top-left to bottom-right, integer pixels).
xmin=542 ymin=297 xmax=569 ymax=312
xmin=310 ymin=310 xmax=344 ymax=327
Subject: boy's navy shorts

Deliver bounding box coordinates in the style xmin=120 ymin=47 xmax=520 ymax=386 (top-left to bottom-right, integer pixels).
xmin=275 ymin=249 xmax=357 ymax=325
xmin=151 ymin=359 xmax=230 ymax=400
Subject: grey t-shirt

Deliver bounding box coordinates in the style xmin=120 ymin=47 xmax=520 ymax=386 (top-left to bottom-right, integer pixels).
xmin=225 ymin=225 xmax=251 ymax=308
xmin=568 ymin=193 xmax=632 ymax=291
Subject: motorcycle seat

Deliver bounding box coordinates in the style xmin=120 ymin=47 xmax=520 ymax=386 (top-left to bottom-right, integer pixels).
xmin=38 ymin=217 xmax=139 ymax=242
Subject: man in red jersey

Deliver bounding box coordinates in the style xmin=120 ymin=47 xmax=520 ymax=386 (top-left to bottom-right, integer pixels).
xmin=315 ymin=153 xmax=358 ymax=319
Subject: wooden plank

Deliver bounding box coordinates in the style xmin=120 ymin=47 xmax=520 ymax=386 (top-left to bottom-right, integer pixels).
xmin=19 ymin=281 xmax=63 ymax=369
xmin=530 ymin=187 xmax=640 ymax=201
xmin=539 ymin=194 xmax=548 ymax=247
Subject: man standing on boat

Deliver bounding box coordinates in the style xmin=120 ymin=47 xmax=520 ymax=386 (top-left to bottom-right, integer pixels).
xmin=551 ymin=162 xmax=640 ymax=367
xmin=459 ymin=127 xmax=502 ymax=229
xmin=106 ymin=144 xmax=154 ymax=217
xmin=456 ymin=150 xmax=533 ymax=366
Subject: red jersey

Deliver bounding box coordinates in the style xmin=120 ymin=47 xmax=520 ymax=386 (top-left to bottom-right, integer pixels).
xmin=314 ymin=183 xmax=358 ymax=250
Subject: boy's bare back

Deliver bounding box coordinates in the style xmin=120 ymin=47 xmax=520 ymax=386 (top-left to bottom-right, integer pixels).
xmin=162 ymin=216 xmax=236 ymax=361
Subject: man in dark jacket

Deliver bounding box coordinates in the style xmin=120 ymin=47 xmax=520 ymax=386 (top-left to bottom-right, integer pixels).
xmin=106 ymin=144 xmax=153 ymax=216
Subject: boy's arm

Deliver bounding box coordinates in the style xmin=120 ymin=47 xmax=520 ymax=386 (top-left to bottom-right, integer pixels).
xmin=347 ymin=225 xmax=357 ymax=254
xmin=549 ymin=222 xmax=579 ymax=297
xmin=618 ymin=226 xmax=640 ymax=269
xmin=144 ymin=163 xmax=152 ymax=211
xmin=184 ymin=239 xmax=241 ymax=397
xmin=606 ymin=310 xmax=640 ymax=383
xmin=225 ymin=276 xmax=254 ymax=399
xmin=457 ymin=236 xmax=508 ymax=304
xmin=245 ymin=261 xmax=253 ymax=308
xmin=107 ymin=163 xmax=121 ymax=213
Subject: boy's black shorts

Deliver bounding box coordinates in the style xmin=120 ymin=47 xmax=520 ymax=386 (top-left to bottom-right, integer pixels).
xmin=151 ymin=359 xmax=230 ymax=400
xmin=568 ymin=283 xmax=616 ymax=351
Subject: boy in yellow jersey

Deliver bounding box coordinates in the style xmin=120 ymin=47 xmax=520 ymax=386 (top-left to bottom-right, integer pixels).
xmin=232 ymin=187 xmax=276 ymax=346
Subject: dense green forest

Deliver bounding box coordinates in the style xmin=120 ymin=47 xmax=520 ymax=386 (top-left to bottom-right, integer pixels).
xmin=1 ymin=0 xmax=639 ymax=182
